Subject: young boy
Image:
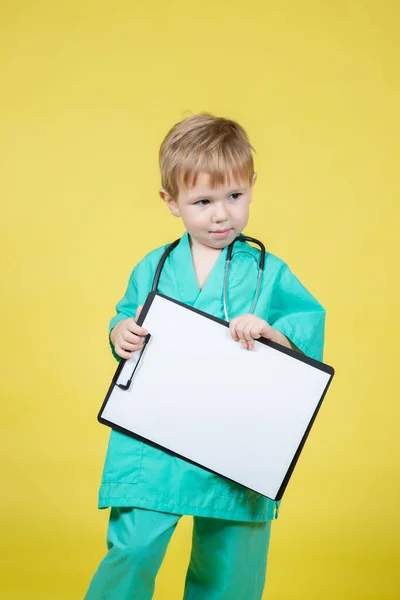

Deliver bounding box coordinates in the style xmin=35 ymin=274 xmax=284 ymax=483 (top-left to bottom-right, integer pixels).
xmin=84 ymin=113 xmax=325 ymax=599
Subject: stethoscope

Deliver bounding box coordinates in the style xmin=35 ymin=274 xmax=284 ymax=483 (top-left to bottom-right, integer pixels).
xmin=152 ymin=234 xmax=266 ymax=322
xmin=117 ymin=234 xmax=266 ymax=390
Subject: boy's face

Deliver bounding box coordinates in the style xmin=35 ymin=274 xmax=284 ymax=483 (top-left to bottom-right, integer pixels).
xmin=160 ymin=171 xmax=257 ymax=250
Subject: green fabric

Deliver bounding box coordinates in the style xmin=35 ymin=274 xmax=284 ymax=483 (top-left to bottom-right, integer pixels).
xmin=99 ymin=231 xmax=326 ymax=521
xmin=84 ymin=507 xmax=272 ymax=600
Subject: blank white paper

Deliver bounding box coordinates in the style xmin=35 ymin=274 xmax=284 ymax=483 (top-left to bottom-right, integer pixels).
xmin=101 ymin=294 xmax=332 ymax=500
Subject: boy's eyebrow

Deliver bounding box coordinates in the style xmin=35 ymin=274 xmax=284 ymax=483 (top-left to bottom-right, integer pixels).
xmin=189 ymin=187 xmax=247 ymax=200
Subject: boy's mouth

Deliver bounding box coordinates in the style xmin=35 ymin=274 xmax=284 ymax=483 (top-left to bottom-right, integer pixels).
xmin=210 ymin=229 xmax=232 ymax=239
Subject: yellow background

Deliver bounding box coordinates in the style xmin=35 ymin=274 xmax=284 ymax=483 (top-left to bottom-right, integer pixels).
xmin=1 ymin=1 xmax=398 ymax=598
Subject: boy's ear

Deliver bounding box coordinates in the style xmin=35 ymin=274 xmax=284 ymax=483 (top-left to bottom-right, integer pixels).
xmin=159 ymin=188 xmax=180 ymax=217
xmin=247 ymin=172 xmax=257 ymax=204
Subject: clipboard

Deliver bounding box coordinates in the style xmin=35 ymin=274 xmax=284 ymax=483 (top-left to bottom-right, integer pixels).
xmin=98 ymin=292 xmax=335 ymax=501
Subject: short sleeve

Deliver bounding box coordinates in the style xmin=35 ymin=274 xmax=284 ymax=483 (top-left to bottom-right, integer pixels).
xmin=108 ymin=269 xmax=139 ymax=361
xmin=268 ymin=265 xmax=326 ymax=361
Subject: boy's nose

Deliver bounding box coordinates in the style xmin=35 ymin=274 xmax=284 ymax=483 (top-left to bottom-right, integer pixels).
xmin=212 ymin=203 xmax=228 ymax=223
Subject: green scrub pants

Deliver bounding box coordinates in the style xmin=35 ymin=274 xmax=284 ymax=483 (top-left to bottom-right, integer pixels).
xmin=84 ymin=507 xmax=272 ymax=600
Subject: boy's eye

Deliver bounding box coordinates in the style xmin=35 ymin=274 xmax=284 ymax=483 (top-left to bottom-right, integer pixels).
xmin=194 ymin=193 xmax=241 ymax=205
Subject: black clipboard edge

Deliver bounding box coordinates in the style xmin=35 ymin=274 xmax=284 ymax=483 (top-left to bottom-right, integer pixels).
xmin=150 ymin=291 xmax=335 ymax=375
xmin=98 ymin=290 xmax=335 ymax=501
xmin=98 ymin=417 xmax=273 ymax=499
xmin=274 ymin=371 xmax=335 ymax=500
xmin=97 ymin=292 xmax=157 ymax=422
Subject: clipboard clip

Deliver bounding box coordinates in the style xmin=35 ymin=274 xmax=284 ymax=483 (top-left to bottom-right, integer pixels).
xmin=116 ymin=333 xmax=151 ymax=391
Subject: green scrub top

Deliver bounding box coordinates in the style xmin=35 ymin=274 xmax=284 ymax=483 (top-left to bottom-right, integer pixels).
xmin=98 ymin=232 xmax=326 ymax=522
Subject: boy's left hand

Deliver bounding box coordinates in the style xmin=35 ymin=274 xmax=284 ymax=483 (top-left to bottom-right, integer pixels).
xmin=229 ymin=314 xmax=288 ymax=351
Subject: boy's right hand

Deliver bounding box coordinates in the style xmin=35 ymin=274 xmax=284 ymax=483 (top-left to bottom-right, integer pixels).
xmin=110 ymin=306 xmax=148 ymax=360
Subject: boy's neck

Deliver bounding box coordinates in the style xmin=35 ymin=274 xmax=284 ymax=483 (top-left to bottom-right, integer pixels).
xmin=188 ymin=234 xmax=222 ymax=290
xmin=189 ymin=234 xmax=223 ymax=256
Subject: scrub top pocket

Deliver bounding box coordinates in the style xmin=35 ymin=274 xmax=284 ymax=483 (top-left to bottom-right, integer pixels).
xmin=102 ymin=430 xmax=144 ymax=485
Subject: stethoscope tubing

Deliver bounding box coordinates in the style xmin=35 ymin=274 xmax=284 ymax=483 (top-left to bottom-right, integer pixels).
xmin=151 ymin=235 xmax=266 ymax=321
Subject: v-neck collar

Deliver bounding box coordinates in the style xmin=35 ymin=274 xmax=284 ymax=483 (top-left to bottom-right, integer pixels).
xmin=171 ymin=231 xmax=228 ymax=309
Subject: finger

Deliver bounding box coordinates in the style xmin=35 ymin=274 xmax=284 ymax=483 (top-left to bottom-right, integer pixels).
xmin=126 ymin=318 xmax=148 ymax=336
xmin=115 ymin=347 xmax=134 ymax=360
xmin=260 ymin=321 xmax=272 ymax=340
xmin=120 ymin=340 xmax=144 ymax=352
xmin=242 ymin=321 xmax=258 ymax=342
xmin=229 ymin=319 xmax=239 ymax=341
xmin=135 ymin=305 xmax=143 ymax=320
xmin=249 ymin=326 xmax=262 ymax=339
xmin=124 ymin=331 xmax=145 ymax=345
xmin=244 ymin=325 xmax=262 ymax=343
xmin=234 ymin=318 xmax=247 ymax=342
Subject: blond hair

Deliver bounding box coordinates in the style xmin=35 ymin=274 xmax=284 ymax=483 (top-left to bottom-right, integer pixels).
xmin=159 ymin=113 xmax=255 ymax=198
